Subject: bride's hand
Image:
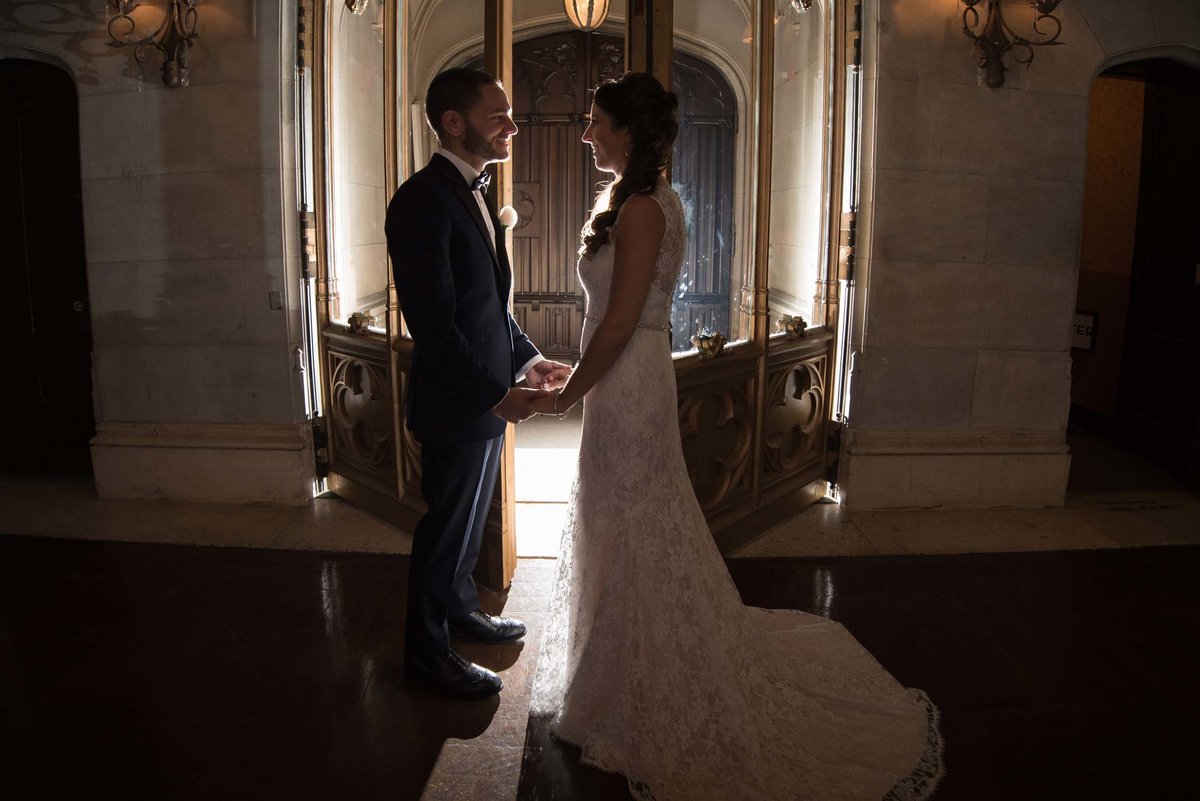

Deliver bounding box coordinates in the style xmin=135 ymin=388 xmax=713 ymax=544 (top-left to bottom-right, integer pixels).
xmin=529 ymin=390 xmax=561 ymax=417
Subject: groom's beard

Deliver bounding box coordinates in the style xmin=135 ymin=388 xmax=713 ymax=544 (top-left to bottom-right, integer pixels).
xmin=463 ymin=121 xmax=506 ymax=163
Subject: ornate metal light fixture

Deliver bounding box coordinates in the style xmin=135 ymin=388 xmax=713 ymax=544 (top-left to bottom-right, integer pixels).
xmin=960 ymin=0 xmax=1063 ymax=89
xmin=564 ymin=0 xmax=610 ymax=32
xmin=106 ymin=0 xmax=200 ymax=89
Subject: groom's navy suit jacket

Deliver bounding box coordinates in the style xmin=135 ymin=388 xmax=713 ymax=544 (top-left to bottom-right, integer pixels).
xmin=385 ymin=154 xmax=539 ymax=443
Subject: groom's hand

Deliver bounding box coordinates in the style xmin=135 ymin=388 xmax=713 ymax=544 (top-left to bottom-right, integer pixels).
xmin=493 ymin=387 xmax=550 ymax=423
xmin=526 ymin=359 xmax=573 ymax=390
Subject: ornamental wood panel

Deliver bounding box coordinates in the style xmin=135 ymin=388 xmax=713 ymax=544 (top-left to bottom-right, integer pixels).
xmin=325 ymin=331 xmax=397 ymax=498
xmin=674 ymin=331 xmax=834 ymax=553
xmin=761 ymin=336 xmax=830 ymax=497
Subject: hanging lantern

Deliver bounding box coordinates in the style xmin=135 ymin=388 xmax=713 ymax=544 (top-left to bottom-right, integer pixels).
xmin=564 ymin=0 xmax=610 ymax=32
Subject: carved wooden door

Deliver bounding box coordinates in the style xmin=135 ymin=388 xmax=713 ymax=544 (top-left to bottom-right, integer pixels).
xmin=501 ymin=33 xmax=617 ymax=361
xmin=491 ymin=33 xmax=737 ymax=360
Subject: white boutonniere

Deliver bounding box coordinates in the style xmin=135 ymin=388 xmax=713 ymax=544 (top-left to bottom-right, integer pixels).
xmin=498 ymin=205 xmax=519 ymax=229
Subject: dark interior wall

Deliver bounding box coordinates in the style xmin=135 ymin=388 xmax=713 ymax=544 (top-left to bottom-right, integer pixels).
xmin=1071 ymin=76 xmax=1145 ymax=417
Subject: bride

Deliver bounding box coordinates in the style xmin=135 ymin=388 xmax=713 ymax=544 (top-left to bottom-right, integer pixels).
xmin=528 ymin=72 xmax=943 ymax=801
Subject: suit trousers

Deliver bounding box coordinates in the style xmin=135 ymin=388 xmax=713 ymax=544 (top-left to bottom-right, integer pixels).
xmin=405 ymin=434 xmax=504 ymax=661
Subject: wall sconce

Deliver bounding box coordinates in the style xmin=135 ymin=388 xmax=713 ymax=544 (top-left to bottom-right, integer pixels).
xmin=564 ymin=0 xmax=610 ymax=32
xmin=742 ymin=0 xmax=812 ymax=44
xmin=106 ymin=0 xmax=200 ymax=89
xmin=961 ymin=0 xmax=1063 ymax=89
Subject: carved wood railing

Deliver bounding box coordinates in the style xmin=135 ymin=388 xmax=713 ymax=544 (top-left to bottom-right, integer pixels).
xmin=677 ymin=329 xmax=833 ymax=553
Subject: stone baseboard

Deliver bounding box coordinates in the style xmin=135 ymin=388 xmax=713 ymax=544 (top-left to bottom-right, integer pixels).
xmin=91 ymin=422 xmax=313 ymax=506
xmin=840 ymin=427 xmax=1071 ymax=511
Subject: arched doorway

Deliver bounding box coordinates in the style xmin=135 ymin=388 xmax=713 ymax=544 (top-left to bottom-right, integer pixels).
xmin=463 ymin=32 xmax=743 ymax=555
xmin=0 ymin=58 xmax=94 ymax=476
xmin=1069 ymin=57 xmax=1200 ymax=492
xmin=316 ymin=2 xmax=845 ymax=579
xmin=469 ymin=31 xmax=739 ymax=359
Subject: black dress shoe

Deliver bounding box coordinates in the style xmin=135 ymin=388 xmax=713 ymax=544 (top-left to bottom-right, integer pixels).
xmin=449 ymin=610 xmax=527 ymax=644
xmin=405 ymin=650 xmax=502 ymax=699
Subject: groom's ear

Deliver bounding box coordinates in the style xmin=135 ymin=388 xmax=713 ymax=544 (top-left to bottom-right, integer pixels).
xmin=441 ymin=109 xmax=465 ymax=139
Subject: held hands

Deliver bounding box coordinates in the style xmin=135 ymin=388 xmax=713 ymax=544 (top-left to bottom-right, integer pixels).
xmin=525 ymin=359 xmax=574 ymax=390
xmin=529 ymin=390 xmax=561 ymax=418
xmin=493 ymin=387 xmax=550 ymax=423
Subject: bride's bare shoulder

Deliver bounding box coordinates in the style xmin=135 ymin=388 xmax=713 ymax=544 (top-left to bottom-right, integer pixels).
xmin=615 ymin=192 xmax=666 ymax=228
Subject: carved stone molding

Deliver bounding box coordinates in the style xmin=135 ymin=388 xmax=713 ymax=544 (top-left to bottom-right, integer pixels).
xmin=678 ymin=377 xmax=755 ymax=511
xmin=92 ymin=421 xmax=308 ymax=451
xmin=845 ymin=427 xmax=1071 ymax=456
xmin=91 ymin=422 xmax=311 ymax=505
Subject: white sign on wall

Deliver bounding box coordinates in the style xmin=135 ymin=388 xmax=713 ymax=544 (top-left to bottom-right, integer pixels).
xmin=1073 ymin=311 xmax=1097 ymax=351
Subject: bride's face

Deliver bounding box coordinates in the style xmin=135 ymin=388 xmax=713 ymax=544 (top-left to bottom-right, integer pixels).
xmin=582 ymin=103 xmax=631 ymax=175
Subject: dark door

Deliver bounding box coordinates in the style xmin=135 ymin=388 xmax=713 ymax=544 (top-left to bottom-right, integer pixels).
xmin=470 ymin=33 xmax=737 ymax=359
xmin=1115 ymin=59 xmax=1200 ymax=487
xmin=0 ymin=59 xmax=94 ymax=475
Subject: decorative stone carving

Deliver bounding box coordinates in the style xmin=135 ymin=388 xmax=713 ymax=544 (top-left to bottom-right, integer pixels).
xmin=775 ymin=314 xmax=808 ymax=339
xmin=348 ymin=311 xmax=375 ymax=334
xmin=691 ymin=328 xmax=728 ymax=359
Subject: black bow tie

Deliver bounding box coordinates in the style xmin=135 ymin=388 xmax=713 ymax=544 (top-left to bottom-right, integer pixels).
xmin=471 ymin=170 xmax=491 ymax=193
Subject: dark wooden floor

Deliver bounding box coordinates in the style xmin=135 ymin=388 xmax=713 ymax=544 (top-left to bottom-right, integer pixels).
xmin=521 ymin=547 xmax=1200 ymax=801
xmin=0 ymin=536 xmax=501 ymax=801
xmin=3 ymin=535 xmax=1198 ymax=800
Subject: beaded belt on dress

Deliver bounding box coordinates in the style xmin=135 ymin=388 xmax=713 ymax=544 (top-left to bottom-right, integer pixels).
xmin=584 ymin=312 xmax=670 ymax=332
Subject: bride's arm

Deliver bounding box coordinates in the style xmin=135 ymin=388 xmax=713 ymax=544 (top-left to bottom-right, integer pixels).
xmin=535 ymin=193 xmax=666 ymax=415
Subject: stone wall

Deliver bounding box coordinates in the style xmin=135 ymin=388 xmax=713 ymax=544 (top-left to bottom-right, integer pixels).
xmin=0 ymin=1 xmax=310 ymax=504
xmin=844 ymin=0 xmax=1200 ymax=509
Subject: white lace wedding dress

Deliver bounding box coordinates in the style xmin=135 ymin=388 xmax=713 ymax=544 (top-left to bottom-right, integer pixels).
xmin=530 ymin=178 xmax=944 ymax=800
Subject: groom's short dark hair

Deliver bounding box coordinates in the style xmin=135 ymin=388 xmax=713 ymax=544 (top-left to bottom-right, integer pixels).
xmin=425 ymin=68 xmax=498 ymax=141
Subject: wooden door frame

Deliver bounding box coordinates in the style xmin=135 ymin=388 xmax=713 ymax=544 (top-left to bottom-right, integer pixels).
xmin=629 ymin=1 xmax=854 ymax=553
xmin=481 ymin=0 xmax=519 ymax=589
xmin=311 ymin=0 xmax=522 ymax=591
xmin=308 ymin=0 xmax=858 ymax=577
xmin=311 ymin=0 xmax=425 ymax=534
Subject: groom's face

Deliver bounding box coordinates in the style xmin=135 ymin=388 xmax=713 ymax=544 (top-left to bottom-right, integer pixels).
xmin=461 ymin=83 xmax=518 ymax=164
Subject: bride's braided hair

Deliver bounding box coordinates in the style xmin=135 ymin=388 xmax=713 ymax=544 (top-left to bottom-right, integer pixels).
xmin=580 ymin=72 xmax=679 ymax=258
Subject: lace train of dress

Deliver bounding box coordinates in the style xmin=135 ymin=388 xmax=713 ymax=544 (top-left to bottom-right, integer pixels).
xmin=530 ymin=179 xmax=944 ymax=800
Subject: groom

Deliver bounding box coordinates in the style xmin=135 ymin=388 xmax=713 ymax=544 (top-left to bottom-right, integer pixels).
xmin=386 ymin=68 xmax=571 ymax=699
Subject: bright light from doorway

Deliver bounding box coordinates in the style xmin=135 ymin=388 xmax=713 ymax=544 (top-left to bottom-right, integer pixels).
xmin=515 ymin=411 xmax=582 ymax=558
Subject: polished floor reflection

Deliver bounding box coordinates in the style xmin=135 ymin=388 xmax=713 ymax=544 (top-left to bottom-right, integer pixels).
xmin=0 ymin=536 xmax=529 ymax=800
xmin=522 ymin=546 xmax=1200 ymax=801
xmin=4 ymin=533 xmax=1197 ymax=800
